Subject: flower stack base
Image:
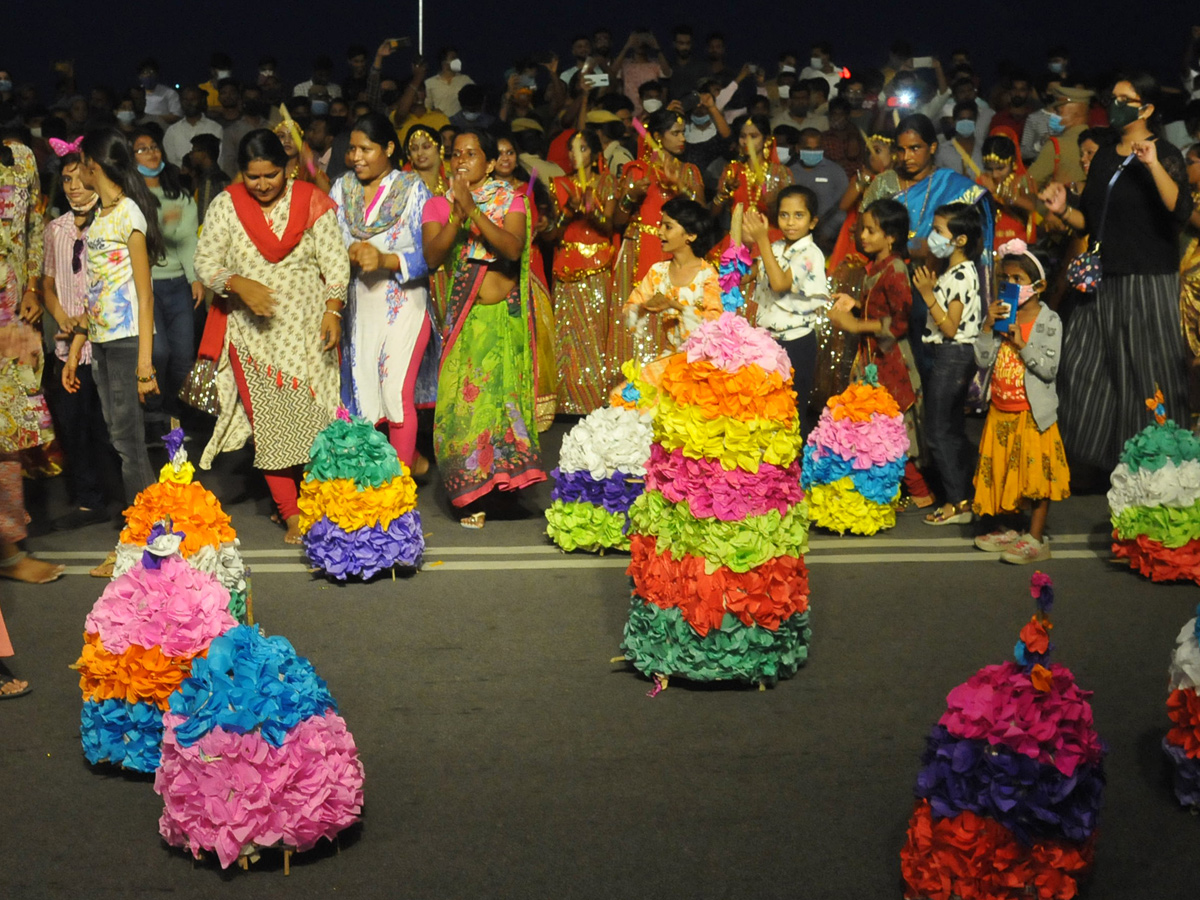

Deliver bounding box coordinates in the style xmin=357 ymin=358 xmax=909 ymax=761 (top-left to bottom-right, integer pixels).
xmin=802 ymin=370 xmax=908 ymax=535
xmin=620 ymin=313 xmax=811 ymax=687
xmin=1108 ymin=410 xmax=1200 ymax=586
xmin=299 ymin=412 xmax=423 ymax=580
xmin=1164 ymin=603 xmax=1200 ymax=809
xmin=155 ymin=625 xmax=364 ymax=869
xmin=900 ymin=574 xmax=1106 ymax=900
xmin=546 ymin=405 xmax=653 ymax=553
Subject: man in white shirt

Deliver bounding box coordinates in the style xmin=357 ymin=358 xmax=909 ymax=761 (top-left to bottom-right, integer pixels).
xmin=425 ymin=48 xmax=474 ymax=118
xmin=137 ymin=58 xmax=182 ymax=125
xmin=771 ymin=83 xmax=829 ymax=133
xmin=162 ymin=86 xmax=223 ymax=166
xmin=559 ymin=35 xmax=592 ymax=85
xmin=292 ymin=56 xmax=342 ymax=101
xmin=799 ymin=42 xmax=842 ymax=99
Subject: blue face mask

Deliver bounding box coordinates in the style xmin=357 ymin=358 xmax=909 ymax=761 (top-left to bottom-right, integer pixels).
xmin=954 ymin=119 xmax=976 ymax=137
xmin=1047 ymin=113 xmax=1065 ymax=136
xmin=690 ymin=113 xmax=711 ymax=127
xmin=139 ymin=75 xmax=158 ymax=90
xmin=137 ymin=162 xmax=166 ymax=178
xmin=310 ymin=99 xmax=330 ymax=116
xmin=0 ymin=80 xmax=12 ymax=93
xmin=799 ymin=149 xmax=824 ymax=167
xmin=927 ymin=230 xmax=956 ymax=258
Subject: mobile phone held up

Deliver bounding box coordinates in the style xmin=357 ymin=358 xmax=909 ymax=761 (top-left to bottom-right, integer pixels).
xmin=912 ymin=56 xmax=934 ymax=69
xmin=387 ymin=37 xmax=413 ymax=49
xmin=995 ymin=282 xmax=1020 ymax=333
xmin=584 ymin=72 xmax=610 ymax=89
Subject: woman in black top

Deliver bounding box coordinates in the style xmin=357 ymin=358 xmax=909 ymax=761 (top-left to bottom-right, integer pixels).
xmin=1042 ymin=73 xmax=1193 ymax=472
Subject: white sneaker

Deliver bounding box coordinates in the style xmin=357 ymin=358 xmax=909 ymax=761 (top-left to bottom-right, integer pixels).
xmin=1001 ymin=534 xmax=1051 ymax=564
xmin=974 ymin=529 xmax=1021 ymax=553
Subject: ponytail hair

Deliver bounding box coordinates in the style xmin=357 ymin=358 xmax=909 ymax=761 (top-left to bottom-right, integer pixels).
xmin=80 ymin=127 xmax=165 ymax=263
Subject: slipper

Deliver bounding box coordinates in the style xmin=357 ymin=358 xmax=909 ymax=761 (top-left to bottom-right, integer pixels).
xmin=89 ymin=551 xmax=117 ymax=578
xmin=460 ymin=512 xmax=486 ymax=530
xmin=0 ymin=678 xmax=32 ymax=700
xmin=0 ymin=556 xmax=68 ymax=584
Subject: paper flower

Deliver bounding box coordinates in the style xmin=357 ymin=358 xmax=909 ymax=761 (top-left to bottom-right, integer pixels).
xmin=304 ymin=414 xmax=403 ymax=487
xmin=550 ymin=468 xmax=644 ymax=515
xmin=302 ymin=510 xmax=424 ymax=579
xmin=805 ymin=478 xmax=898 ymax=535
xmin=654 ymin=395 xmax=802 ymax=472
xmin=120 ymin=481 xmax=236 ymax=557
xmin=804 ymin=407 xmax=909 ymax=469
xmin=1118 ymin=419 xmax=1200 ymax=473
xmin=644 ymin=445 xmax=804 ymax=522
xmin=168 ymin=625 xmax=337 ymax=748
xmin=556 ymin=406 xmax=655 ymax=480
xmin=628 ymin=534 xmax=809 ymax=635
xmin=1163 ymin=739 xmax=1200 ymax=809
xmin=297 ymin=475 xmax=417 ymax=533
xmin=85 ymin=556 xmax=235 ymax=657
xmin=81 ymin=698 xmax=166 ymax=771
xmin=658 ymin=356 xmax=797 ymax=423
xmin=681 ymin=312 xmax=792 ymax=379
xmin=1107 ymin=459 xmax=1200 ymax=515
xmin=75 ymin=631 xmax=197 ymax=710
xmin=545 ymin=500 xmax=632 ymax=552
xmin=1111 ymin=534 xmax=1200 ymax=585
xmin=621 ymin=597 xmax=811 ymax=685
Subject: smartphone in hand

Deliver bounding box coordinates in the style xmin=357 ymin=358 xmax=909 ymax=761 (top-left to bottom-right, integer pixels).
xmin=995 ymin=282 xmax=1020 ymax=332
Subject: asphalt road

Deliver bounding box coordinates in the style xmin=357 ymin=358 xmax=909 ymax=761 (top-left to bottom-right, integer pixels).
xmin=2 ymin=422 xmax=1198 ymax=899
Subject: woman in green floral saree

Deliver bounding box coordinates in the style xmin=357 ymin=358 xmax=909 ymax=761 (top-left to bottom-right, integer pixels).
xmin=423 ymin=129 xmax=545 ymax=524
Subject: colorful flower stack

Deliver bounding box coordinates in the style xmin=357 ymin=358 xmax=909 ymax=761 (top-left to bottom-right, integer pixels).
xmin=75 ymin=525 xmax=240 ymax=772
xmin=901 ymin=573 xmax=1107 ymax=900
xmin=298 ymin=409 xmax=423 ymax=579
xmin=1163 ymin=602 xmax=1200 ymax=810
xmin=619 ymin=312 xmax=811 ymax=689
xmin=155 ymin=624 xmax=365 ymax=870
xmin=545 ymin=386 xmax=654 ymax=553
xmin=114 ymin=429 xmax=250 ymax=620
xmin=1108 ymin=390 xmax=1200 ymax=585
xmin=801 ymin=365 xmax=908 ymax=535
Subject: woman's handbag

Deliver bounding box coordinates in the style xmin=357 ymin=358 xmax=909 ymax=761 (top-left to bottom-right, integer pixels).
xmin=1065 ymin=154 xmax=1134 ymax=294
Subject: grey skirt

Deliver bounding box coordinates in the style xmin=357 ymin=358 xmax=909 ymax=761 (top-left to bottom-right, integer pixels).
xmin=1058 ymin=272 xmax=1188 ymax=470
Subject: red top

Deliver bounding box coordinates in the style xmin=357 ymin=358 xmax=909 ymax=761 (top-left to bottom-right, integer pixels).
xmin=624 ymin=156 xmax=704 ymax=282
xmin=859 ymin=255 xmax=916 ymax=411
xmin=990 ymin=319 xmax=1036 ymax=412
xmin=552 ymin=174 xmax=616 ymax=282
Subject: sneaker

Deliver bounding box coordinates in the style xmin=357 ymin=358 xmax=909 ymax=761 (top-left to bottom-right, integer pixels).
xmin=974 ymin=528 xmax=1021 ymax=552
xmin=1001 ymin=534 xmax=1051 ymax=564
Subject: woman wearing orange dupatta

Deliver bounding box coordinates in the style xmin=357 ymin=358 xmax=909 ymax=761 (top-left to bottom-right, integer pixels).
xmin=978 ymin=129 xmax=1036 ymax=248
xmin=193 ymin=130 xmax=349 ymax=543
xmin=611 ymin=108 xmax=704 ymax=365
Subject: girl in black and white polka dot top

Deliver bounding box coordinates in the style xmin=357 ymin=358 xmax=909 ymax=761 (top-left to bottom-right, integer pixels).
xmin=911 ymin=202 xmax=984 ymax=526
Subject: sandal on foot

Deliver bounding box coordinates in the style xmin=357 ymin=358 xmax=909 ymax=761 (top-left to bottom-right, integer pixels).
xmin=924 ymin=501 xmax=973 ymax=526
xmin=0 ymin=553 xmax=67 ymax=584
xmin=460 ymin=512 xmax=486 ymax=530
xmin=0 ymin=677 xmax=31 ymax=700
xmin=89 ymin=551 xmax=117 ymax=578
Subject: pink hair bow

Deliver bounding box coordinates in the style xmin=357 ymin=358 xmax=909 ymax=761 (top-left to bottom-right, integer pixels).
xmin=49 ymin=136 xmax=84 ymax=157
xmin=996 ymin=238 xmax=1029 ymax=257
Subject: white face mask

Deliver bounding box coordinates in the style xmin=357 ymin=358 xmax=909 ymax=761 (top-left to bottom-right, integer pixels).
xmin=810 ymin=57 xmax=824 ymax=70
xmin=215 ymin=69 xmax=232 ymax=80
xmin=449 ymin=58 xmax=463 ymax=74
xmin=116 ymin=109 xmax=136 ymax=124
xmin=777 ymin=84 xmax=790 ymax=100
xmin=29 ymin=126 xmax=42 ymax=138
xmin=776 ymin=146 xmax=791 ymax=164
xmin=641 ymin=98 xmax=663 ymax=113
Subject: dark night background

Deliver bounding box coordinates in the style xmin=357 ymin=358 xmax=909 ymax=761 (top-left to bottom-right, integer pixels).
xmin=2 ymin=1 xmax=1195 ymax=106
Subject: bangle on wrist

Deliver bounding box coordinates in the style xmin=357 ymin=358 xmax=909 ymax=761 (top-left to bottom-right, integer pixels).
xmin=324 ymin=309 xmax=342 ymax=319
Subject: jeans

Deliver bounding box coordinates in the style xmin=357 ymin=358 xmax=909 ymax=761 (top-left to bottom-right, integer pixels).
xmin=150 ymin=275 xmax=196 ymax=421
xmin=779 ymin=331 xmax=819 ymax=437
xmin=923 ymin=341 xmax=977 ymax=505
xmin=48 ymin=362 xmax=113 ymax=509
xmin=92 ymin=337 xmax=156 ymax=505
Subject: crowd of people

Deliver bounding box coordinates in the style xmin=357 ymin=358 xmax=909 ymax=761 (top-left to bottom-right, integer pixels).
xmin=1 ymin=27 xmax=1200 ymax=696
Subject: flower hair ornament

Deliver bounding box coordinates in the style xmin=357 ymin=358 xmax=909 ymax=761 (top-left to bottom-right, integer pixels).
xmin=996 ymin=237 xmax=1045 ymax=282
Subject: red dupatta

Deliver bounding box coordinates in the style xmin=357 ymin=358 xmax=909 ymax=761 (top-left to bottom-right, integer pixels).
xmin=197 ymin=181 xmax=336 ymax=361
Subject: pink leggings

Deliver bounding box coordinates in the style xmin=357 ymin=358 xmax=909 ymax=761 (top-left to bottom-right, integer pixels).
xmin=264 ymin=466 xmax=302 ymax=520
xmin=386 ymin=314 xmax=432 ymax=468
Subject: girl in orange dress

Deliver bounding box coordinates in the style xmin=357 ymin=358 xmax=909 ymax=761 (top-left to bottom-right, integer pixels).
xmin=611 ymin=108 xmax=705 ymax=365
xmin=549 ymin=131 xmax=618 ymax=413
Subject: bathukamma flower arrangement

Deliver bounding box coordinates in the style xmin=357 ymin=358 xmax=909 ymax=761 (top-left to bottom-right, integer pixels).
xmin=1108 ymin=389 xmax=1200 ymax=585
xmin=801 ymin=364 xmax=907 ymax=534
xmin=900 ymin=573 xmax=1106 ymax=900
xmin=75 ymin=523 xmax=241 ymax=772
xmin=619 ymin=312 xmax=811 ymax=690
xmin=298 ymin=408 xmax=423 ymax=579
xmin=154 ymin=624 xmax=365 ymax=870
xmin=114 ymin=428 xmax=250 ymax=619
xmin=1163 ymin=602 xmax=1200 ymax=810
xmin=545 ymin=402 xmax=654 ymax=553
